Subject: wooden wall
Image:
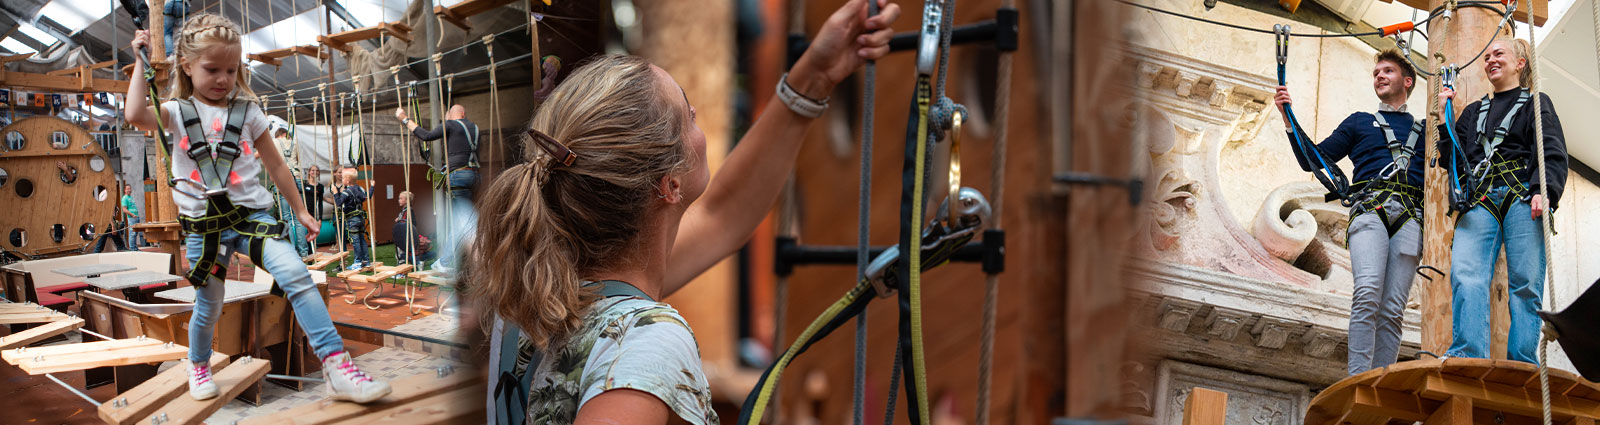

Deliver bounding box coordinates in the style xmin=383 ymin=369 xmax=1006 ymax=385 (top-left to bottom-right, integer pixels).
xmin=0 ymin=117 xmax=119 ymax=260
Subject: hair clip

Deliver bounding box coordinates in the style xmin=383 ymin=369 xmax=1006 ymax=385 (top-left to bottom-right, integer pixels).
xmin=528 ymin=129 xmax=577 ymax=167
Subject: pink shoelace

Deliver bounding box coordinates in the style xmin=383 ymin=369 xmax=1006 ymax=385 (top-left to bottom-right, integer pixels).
xmin=193 ymin=364 xmax=212 ymax=386
xmin=336 ymin=359 xmax=374 ymax=384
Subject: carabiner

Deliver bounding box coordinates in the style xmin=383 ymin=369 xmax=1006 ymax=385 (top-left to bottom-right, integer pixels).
xmin=915 ymin=0 xmax=945 ymax=75
xmin=1274 ymin=24 xmax=1289 ymax=66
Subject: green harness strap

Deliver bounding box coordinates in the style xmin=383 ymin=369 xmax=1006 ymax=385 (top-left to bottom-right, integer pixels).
xmin=176 ymin=98 xmax=284 ymax=287
xmin=1354 ymin=113 xmax=1426 ymax=237
xmin=1468 ymin=91 xmax=1534 ymax=222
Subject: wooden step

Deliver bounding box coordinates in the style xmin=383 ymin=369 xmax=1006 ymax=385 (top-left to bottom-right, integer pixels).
xmin=307 ymin=252 xmax=350 ymax=271
xmin=0 ymin=309 xmax=71 ymax=324
xmin=348 ymin=265 xmax=414 ymax=284
xmin=0 ymin=301 xmax=46 ymax=312
xmin=8 ymin=338 xmax=187 ymax=374
xmin=329 ymin=385 xmax=481 ymax=425
xmin=0 ymin=317 xmax=84 ymax=350
xmin=98 ymin=353 xmax=229 ymax=425
xmin=136 ymin=356 xmax=271 ymax=425
xmin=238 ymin=370 xmax=478 ymax=425
xmin=3 ymin=337 xmax=159 ymax=363
xmin=337 ymin=262 xmax=384 ymax=279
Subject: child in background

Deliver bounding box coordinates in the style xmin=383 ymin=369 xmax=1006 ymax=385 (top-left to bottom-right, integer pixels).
xmin=123 ymin=14 xmax=389 ymax=403
xmin=334 ymin=166 xmax=371 ymax=270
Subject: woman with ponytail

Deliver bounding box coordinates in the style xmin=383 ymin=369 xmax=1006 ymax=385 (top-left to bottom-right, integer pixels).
xmin=466 ymin=0 xmax=901 ymax=423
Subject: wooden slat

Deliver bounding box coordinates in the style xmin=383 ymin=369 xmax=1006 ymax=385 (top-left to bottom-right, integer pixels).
xmin=0 ymin=69 xmax=132 ymax=93
xmin=1350 ymin=384 xmax=1429 ymax=422
xmin=137 ymin=357 xmax=270 ymax=425
xmin=350 ymin=265 xmax=414 ymax=283
xmin=0 ymin=310 xmax=72 ymax=324
xmin=0 ymin=318 xmax=83 ymax=350
xmin=98 ymin=353 xmax=230 ymax=425
xmin=337 ymin=262 xmax=384 ymax=279
xmin=1422 ymin=395 xmax=1471 ymax=425
xmin=380 ymin=22 xmax=412 ymax=43
xmin=290 ymin=45 xmax=325 ymax=59
xmin=3 ymin=338 xmax=160 ymax=363
xmin=308 ymin=252 xmax=350 ymax=270
xmin=16 ymin=340 xmax=187 ymax=374
xmin=328 ymin=385 xmax=483 ymax=425
xmin=1419 ymin=372 xmax=1600 ymax=419
xmin=1182 ymin=387 xmax=1227 ymax=425
xmin=237 ymin=371 xmax=476 ymax=425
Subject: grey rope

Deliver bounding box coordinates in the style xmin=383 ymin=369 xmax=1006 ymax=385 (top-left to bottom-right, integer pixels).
xmin=1525 ymin=0 xmax=1553 ymax=424
xmin=853 ymin=1 xmax=879 ymax=424
xmin=976 ymin=0 xmax=1016 ymax=422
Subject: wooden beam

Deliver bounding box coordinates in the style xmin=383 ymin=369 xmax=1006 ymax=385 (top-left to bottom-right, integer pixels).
xmin=1419 ymin=372 xmax=1600 ymax=419
xmin=434 ymin=6 xmax=471 ymax=31
xmin=0 ymin=310 xmax=72 ymax=324
xmin=1380 ymin=0 xmax=1547 ymax=26
xmin=327 ymin=385 xmax=482 ymax=424
xmin=98 ymin=353 xmax=230 ymax=425
xmin=0 ymin=318 xmax=84 ymax=350
xmin=136 ymin=357 xmax=270 ymax=425
xmin=381 ymin=22 xmax=413 ymax=43
xmin=248 ymin=53 xmax=283 ymax=66
xmin=2 ymin=337 xmax=160 ymax=363
xmin=1422 ymin=395 xmax=1472 ymax=425
xmin=290 ymin=45 xmax=325 ymax=59
xmin=1182 ymin=387 xmax=1228 ymax=425
xmin=1351 ymin=383 xmax=1431 ymax=422
xmin=0 ymin=69 xmax=133 ymax=94
xmin=236 ymin=371 xmax=477 ymax=425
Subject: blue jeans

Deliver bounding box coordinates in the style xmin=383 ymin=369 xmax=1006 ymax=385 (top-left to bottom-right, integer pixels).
xmin=162 ymin=1 xmax=186 ymax=54
xmin=345 ymin=215 xmax=370 ymax=264
xmin=437 ymin=169 xmax=478 ymax=270
xmin=128 ymin=216 xmax=146 ymax=247
xmin=1345 ymin=199 xmax=1422 ymax=375
xmin=1447 ymin=185 xmax=1546 ymax=364
xmin=184 ymin=211 xmax=343 ymax=363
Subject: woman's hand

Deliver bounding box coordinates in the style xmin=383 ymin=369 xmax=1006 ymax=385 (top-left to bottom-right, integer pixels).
xmin=788 ymin=0 xmax=902 ymax=99
xmin=298 ymin=212 xmax=320 ymax=243
xmin=394 ymin=107 xmax=408 ymax=121
xmin=1530 ymin=194 xmax=1546 ymax=219
xmin=131 ymin=30 xmax=149 ymax=52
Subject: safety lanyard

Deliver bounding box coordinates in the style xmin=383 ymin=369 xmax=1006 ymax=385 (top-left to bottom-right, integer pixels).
xmin=1275 ymin=25 xmax=1352 ymax=204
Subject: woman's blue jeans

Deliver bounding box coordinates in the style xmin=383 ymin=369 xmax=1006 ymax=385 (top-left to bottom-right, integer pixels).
xmin=1447 ymin=185 xmax=1546 ymax=364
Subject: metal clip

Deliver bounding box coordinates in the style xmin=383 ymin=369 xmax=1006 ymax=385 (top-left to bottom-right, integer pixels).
xmin=137 ymin=335 xmax=147 ymax=341
xmin=1274 ymin=25 xmax=1290 ymax=66
xmin=242 ymin=356 xmax=253 ymax=364
xmin=915 ymin=0 xmax=945 ymax=75
xmin=437 ymin=365 xmax=454 ymax=377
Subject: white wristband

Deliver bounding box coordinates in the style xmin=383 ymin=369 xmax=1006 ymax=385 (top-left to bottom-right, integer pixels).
xmin=776 ymin=72 xmax=829 ymax=118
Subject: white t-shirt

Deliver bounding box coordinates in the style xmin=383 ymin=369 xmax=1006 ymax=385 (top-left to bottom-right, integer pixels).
xmin=159 ymin=98 xmax=273 ymax=217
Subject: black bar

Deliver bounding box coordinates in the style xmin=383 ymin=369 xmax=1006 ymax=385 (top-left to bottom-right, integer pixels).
xmin=774 ymin=236 xmax=987 ymax=277
xmin=332 ymin=320 xmax=470 ymax=349
xmin=786 ymin=20 xmax=1003 ymax=68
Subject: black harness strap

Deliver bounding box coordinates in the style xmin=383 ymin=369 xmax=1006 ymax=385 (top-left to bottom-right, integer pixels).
xmin=1467 ymin=92 xmax=1533 ymax=223
xmin=176 ymin=98 xmax=283 ymax=287
xmin=450 ymin=119 xmax=481 ymax=170
xmin=1356 ymin=112 xmax=1426 ymax=237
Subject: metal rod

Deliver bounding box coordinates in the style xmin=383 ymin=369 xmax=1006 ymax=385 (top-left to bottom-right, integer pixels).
xmin=265 ymin=373 xmax=325 ymax=383
xmin=46 ymin=373 xmax=102 ymax=407
xmin=331 ymin=321 xmax=469 ymax=349
xmin=78 ymin=327 xmax=114 ymax=341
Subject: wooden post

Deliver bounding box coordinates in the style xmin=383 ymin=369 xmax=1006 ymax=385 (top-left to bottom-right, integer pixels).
xmin=1182 ymin=387 xmax=1228 ymax=425
xmin=147 ymin=0 xmax=175 ymax=226
xmin=1419 ymin=0 xmax=1511 ymax=356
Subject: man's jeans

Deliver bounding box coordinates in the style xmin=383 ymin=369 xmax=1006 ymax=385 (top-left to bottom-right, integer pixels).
xmin=436 ymin=168 xmax=478 ymax=270
xmin=1346 ymin=198 xmax=1422 ymax=375
xmin=184 ymin=211 xmax=343 ymax=364
xmin=1447 ymin=185 xmax=1546 ymax=364
xmin=128 ymin=216 xmax=146 ymax=247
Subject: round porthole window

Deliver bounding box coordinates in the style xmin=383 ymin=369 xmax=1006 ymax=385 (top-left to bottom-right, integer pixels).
xmin=89 ymin=155 xmax=107 ymax=172
xmin=79 ymin=223 xmax=95 ymax=241
xmin=15 ymin=178 xmax=33 ymax=198
xmin=94 ymin=185 xmax=108 ymax=201
xmin=3 ymin=131 xmax=22 ymax=151
xmin=50 ymin=131 xmax=70 ymax=150
xmin=8 ymin=229 xmax=24 ymax=248
xmin=50 ymin=224 xmax=65 ymax=243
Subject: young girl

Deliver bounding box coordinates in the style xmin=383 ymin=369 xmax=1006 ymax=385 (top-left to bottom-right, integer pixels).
xmin=1438 ymin=38 xmax=1568 ymax=364
xmin=123 ymin=14 xmax=391 ymax=403
xmin=468 ymin=0 xmax=899 ymax=423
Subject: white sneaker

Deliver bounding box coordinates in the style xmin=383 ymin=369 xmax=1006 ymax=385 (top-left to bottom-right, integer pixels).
xmin=188 ymin=361 xmax=219 ymax=400
xmin=322 ymin=351 xmax=391 ymax=403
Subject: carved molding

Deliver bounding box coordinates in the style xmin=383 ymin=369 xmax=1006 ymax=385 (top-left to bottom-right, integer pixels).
xmin=1159 ymin=298 xmax=1203 ymax=332
xmin=1204 ymin=306 xmax=1251 ymax=341
xmin=1250 ymin=316 xmax=1299 ymax=350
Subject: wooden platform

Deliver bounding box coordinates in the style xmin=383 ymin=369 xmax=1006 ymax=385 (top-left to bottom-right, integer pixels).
xmin=1306 ymin=357 xmax=1600 ymax=425
xmin=1 ymin=337 xmax=187 ymax=374
xmin=0 ymin=317 xmax=83 ymax=350
xmin=433 ymin=0 xmax=518 ymax=30
xmin=236 ymin=369 xmax=481 ymax=425
xmin=347 ymin=265 xmax=413 ymax=284
xmin=337 ymin=262 xmax=383 ymax=279
xmin=305 ymin=252 xmax=350 ymax=271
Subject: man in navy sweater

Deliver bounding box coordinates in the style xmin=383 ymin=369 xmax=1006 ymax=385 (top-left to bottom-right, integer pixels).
xmin=1274 ymin=48 xmax=1425 ymax=375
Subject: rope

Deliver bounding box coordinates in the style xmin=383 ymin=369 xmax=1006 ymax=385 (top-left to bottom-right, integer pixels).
xmin=976 ymin=0 xmax=1016 ymax=422
xmin=1524 ymin=0 xmax=1554 ymax=423
xmin=852 ymin=1 xmax=879 ymax=423
xmin=261 ymin=53 xmax=535 ymax=112
xmin=252 ymin=22 xmax=533 ymax=102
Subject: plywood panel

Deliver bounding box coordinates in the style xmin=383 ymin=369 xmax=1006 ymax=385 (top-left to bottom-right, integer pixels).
xmin=98 ymin=353 xmax=230 ymax=425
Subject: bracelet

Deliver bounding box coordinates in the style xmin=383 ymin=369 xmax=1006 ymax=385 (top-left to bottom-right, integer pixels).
xmin=776 ymin=72 xmax=829 ymax=118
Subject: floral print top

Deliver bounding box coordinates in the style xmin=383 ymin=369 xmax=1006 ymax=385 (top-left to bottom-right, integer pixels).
xmin=523 ymin=296 xmax=718 ymax=425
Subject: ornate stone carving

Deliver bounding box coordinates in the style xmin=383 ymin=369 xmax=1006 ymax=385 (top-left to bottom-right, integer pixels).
xmin=1158 ymin=298 xmax=1202 ymax=332
xmin=1249 ymin=183 xmax=1352 ymax=282
xmin=1204 ymin=306 xmax=1251 ymax=341
xmin=1300 ymin=328 xmax=1342 ymax=358
xmin=1250 ymin=316 xmax=1299 ymax=350
xmin=1154 ymin=361 xmax=1310 ymax=425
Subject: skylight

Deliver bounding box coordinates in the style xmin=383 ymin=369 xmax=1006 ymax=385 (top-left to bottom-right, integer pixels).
xmin=36 ymin=0 xmax=116 ymax=34
xmin=15 ymin=23 xmax=59 ymax=46
xmin=0 ymin=38 xmax=36 ymax=55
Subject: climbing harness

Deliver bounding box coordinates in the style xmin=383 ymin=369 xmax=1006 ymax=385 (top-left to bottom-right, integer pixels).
xmin=175 ymin=98 xmax=287 ymax=288
xmin=1454 ymin=90 xmax=1534 ymax=222
xmin=487 ymin=280 xmax=654 ymax=425
xmin=1276 ymin=24 xmax=1353 ymax=204
xmin=1344 ymin=112 xmax=1426 ymax=236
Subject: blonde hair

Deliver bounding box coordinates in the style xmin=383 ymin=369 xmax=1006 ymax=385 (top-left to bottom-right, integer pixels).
xmin=464 ymin=55 xmax=690 ymax=350
xmin=1504 ymin=38 xmax=1534 ymax=88
xmin=398 ymin=191 xmax=413 ymax=202
xmin=170 ymin=14 xmax=256 ymax=102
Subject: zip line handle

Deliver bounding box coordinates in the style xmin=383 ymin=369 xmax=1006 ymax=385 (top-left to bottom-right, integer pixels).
xmin=1380 ymin=21 xmax=1415 ymax=37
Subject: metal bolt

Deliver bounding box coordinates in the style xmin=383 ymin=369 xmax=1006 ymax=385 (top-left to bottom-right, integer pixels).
xmin=436 ymin=365 xmax=454 ymax=377
xmin=164 ymin=341 xmax=173 ymax=348
xmin=16 ymin=346 xmax=23 ymax=353
xmin=34 ymin=355 xmax=43 ymax=362
xmin=242 ymin=356 xmax=253 ymax=364
xmin=137 ymin=335 xmax=146 ymax=341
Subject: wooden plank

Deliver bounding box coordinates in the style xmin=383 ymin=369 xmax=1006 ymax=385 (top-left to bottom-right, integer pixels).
xmin=237 ymin=371 xmax=476 ymax=425
xmin=328 ymin=385 xmax=483 ymax=425
xmin=0 ymin=69 xmax=132 ymax=93
xmin=434 ymin=5 xmax=471 ymax=31
xmin=98 ymin=353 xmax=229 ymax=425
xmin=1422 ymin=395 xmax=1471 ymax=425
xmin=1350 ymin=384 xmax=1430 ymax=422
xmin=136 ymin=357 xmax=270 ymax=425
xmin=351 ymin=265 xmax=414 ymax=283
xmin=1419 ymin=372 xmax=1600 ymax=419
xmin=0 ymin=318 xmax=84 ymax=350
xmin=1182 ymin=387 xmax=1227 ymax=425
xmin=1566 ymin=417 xmax=1597 ymax=425
xmin=380 ymin=22 xmax=412 ymax=43
xmin=1381 ymin=0 xmax=1547 ymax=26
xmin=16 ymin=341 xmax=187 ymax=374
xmin=290 ymin=45 xmax=325 ymax=59
xmin=0 ymin=310 xmax=72 ymax=324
